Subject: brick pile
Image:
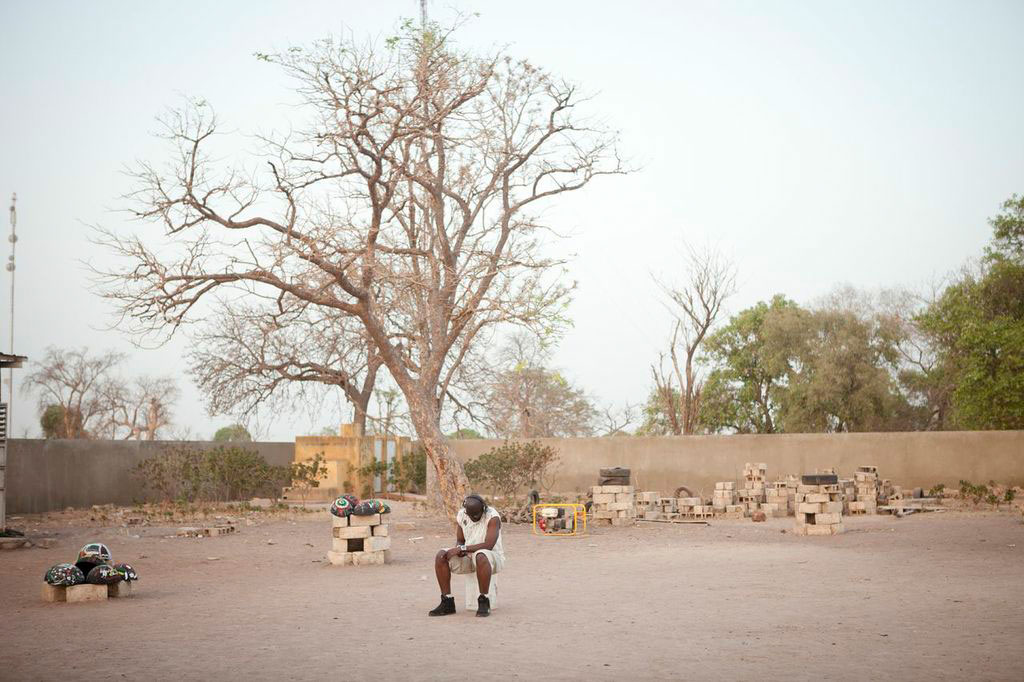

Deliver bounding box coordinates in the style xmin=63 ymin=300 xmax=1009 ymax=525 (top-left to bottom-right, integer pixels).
xmin=674 ymin=496 xmax=714 ymax=518
xmin=635 ymin=491 xmax=660 ymax=518
xmin=712 ymin=482 xmax=736 ymax=513
xmin=591 ymin=485 xmax=636 ymax=527
xmin=763 ymin=479 xmax=796 ymax=517
xmin=849 ymin=466 xmax=879 ymax=514
xmin=328 ymin=513 xmax=391 ymax=566
xmin=737 ymin=462 xmax=767 ymax=514
xmin=794 ymin=481 xmax=845 ymax=536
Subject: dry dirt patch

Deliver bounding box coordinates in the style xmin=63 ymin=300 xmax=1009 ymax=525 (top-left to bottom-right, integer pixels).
xmin=1 ymin=505 xmax=1022 ymax=681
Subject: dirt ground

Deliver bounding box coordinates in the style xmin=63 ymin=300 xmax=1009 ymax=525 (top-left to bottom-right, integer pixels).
xmin=1 ymin=503 xmax=1022 ymax=681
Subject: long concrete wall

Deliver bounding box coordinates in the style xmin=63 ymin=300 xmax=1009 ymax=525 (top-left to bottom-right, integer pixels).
xmin=6 ymin=439 xmax=294 ymax=514
xmin=447 ymin=431 xmax=1024 ymax=497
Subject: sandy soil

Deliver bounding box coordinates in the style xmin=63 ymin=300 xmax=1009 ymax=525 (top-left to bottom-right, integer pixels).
xmin=1 ymin=504 xmax=1022 ymax=681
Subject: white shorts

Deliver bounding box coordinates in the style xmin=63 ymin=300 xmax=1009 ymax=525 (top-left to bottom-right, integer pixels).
xmin=448 ymin=549 xmax=504 ymax=574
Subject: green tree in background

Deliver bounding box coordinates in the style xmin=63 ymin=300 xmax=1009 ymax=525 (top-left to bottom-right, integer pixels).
xmin=213 ymin=424 xmax=253 ymax=443
xmin=781 ymin=305 xmax=914 ymax=432
xmin=447 ymin=428 xmax=484 ymax=439
xmin=698 ymin=295 xmax=801 ymax=433
xmin=40 ymin=404 xmax=86 ymax=439
xmin=917 ymin=195 xmax=1024 ymax=429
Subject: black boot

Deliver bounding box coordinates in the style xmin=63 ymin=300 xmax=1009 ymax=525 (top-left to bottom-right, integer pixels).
xmin=476 ymin=594 xmax=491 ymax=617
xmin=429 ymin=595 xmax=456 ymax=617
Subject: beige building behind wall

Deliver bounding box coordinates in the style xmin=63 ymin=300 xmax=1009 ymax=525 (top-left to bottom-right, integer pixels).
xmin=290 ymin=424 xmax=411 ymax=501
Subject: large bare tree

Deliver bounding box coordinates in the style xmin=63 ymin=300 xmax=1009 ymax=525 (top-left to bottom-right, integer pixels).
xmin=189 ymin=300 xmax=383 ymax=433
xmin=484 ymin=334 xmax=597 ymax=439
xmin=23 ymin=347 xmax=123 ymax=438
xmin=98 ymin=375 xmax=180 ymax=440
xmin=94 ymin=24 xmax=624 ymax=519
xmin=651 ymin=246 xmax=737 ymax=435
xmin=23 ymin=347 xmax=179 ymax=440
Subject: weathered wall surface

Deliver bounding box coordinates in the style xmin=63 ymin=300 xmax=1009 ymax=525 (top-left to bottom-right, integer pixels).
xmin=11 ymin=432 xmax=1023 ymax=513
xmin=7 ymin=439 xmax=294 ymax=513
xmin=447 ymin=431 xmax=1024 ymax=496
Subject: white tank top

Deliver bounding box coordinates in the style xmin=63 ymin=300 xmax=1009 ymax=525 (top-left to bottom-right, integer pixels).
xmin=457 ymin=506 xmax=505 ymax=562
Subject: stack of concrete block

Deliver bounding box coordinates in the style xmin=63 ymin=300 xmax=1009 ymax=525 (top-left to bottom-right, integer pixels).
xmin=849 ymin=466 xmax=879 ymax=514
xmin=677 ymin=497 xmax=714 ymax=518
xmin=839 ymin=478 xmax=856 ymax=514
xmin=720 ymin=504 xmax=746 ymax=519
xmin=764 ymin=480 xmax=796 ymax=517
xmin=328 ymin=513 xmax=391 ymax=566
xmin=712 ymin=482 xmax=736 ymax=512
xmin=635 ymin=491 xmax=660 ymax=519
xmin=591 ymin=485 xmax=636 ymax=527
xmin=657 ymin=497 xmax=678 ymax=515
xmin=877 ymin=478 xmax=895 ymax=504
xmin=794 ymin=483 xmax=845 ymax=536
xmin=737 ymin=462 xmax=767 ymax=514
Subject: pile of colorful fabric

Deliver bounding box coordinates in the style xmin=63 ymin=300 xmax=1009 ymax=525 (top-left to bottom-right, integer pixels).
xmin=43 ymin=542 xmax=139 ymax=587
xmin=329 ymin=494 xmax=392 ymax=518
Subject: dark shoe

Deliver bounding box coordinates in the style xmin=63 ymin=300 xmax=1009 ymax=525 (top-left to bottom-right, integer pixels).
xmin=428 ymin=595 xmax=456 ymax=617
xmin=476 ymin=594 xmax=491 ymax=617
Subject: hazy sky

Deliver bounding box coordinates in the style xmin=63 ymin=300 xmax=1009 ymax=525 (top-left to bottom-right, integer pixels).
xmin=1 ymin=0 xmax=1022 ymax=440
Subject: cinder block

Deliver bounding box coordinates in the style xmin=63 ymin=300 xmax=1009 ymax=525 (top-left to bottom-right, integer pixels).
xmin=726 ymin=505 xmax=745 ymax=513
xmin=67 ymin=584 xmax=107 ymax=603
xmin=806 ymin=523 xmax=844 ymax=536
xmin=609 ymin=517 xmax=634 ymax=527
xmin=41 ymin=583 xmax=66 ymax=603
xmin=371 ymin=524 xmax=389 ymax=537
xmin=383 ymin=549 xmax=392 ymax=564
xmin=593 ymin=493 xmax=616 ymax=504
xmin=364 ymin=536 xmax=391 ymax=552
xmin=805 ymin=494 xmax=829 ymax=503
xmin=333 ymin=537 xmax=366 ymax=553
xmin=327 ymin=549 xmax=355 ymax=566
xmin=332 ymin=515 xmax=351 ymax=528
xmin=614 ymin=493 xmax=635 ymax=503
xmin=607 ymin=502 xmax=631 ymax=511
xmin=353 ymin=550 xmax=386 ymax=566
xmin=824 ymin=501 xmax=844 ymax=514
xmin=348 ymin=514 xmax=382 ymax=527
xmin=333 ymin=525 xmax=372 ymax=539
xmin=798 ymin=503 xmax=823 ymax=514
xmin=643 ymin=510 xmax=662 ymax=520
xmin=815 ymin=513 xmax=842 ymax=525
xmin=108 ymin=581 xmax=133 ymax=598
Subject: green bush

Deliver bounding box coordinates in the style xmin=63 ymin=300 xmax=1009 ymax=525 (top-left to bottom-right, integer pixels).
xmin=288 ymin=454 xmax=328 ymax=504
xmin=133 ymin=445 xmax=288 ymax=503
xmin=391 ymin=446 xmax=427 ymax=494
xmin=464 ymin=440 xmax=559 ymax=503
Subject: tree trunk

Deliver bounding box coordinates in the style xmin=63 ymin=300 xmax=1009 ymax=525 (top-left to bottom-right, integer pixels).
xmin=408 ymin=397 xmax=468 ymax=523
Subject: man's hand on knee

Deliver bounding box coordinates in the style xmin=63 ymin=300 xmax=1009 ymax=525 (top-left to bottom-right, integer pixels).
xmin=442 ymin=547 xmax=466 ymax=561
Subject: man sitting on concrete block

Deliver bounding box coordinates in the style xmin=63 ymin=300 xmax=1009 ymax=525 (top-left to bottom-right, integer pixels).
xmin=429 ymin=493 xmax=505 ymax=618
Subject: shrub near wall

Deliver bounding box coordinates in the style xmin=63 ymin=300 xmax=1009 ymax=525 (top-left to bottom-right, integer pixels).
xmin=133 ymin=445 xmax=290 ymax=503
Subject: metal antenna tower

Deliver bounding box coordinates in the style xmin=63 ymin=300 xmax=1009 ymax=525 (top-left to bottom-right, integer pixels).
xmin=6 ymin=193 xmax=15 ymax=426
